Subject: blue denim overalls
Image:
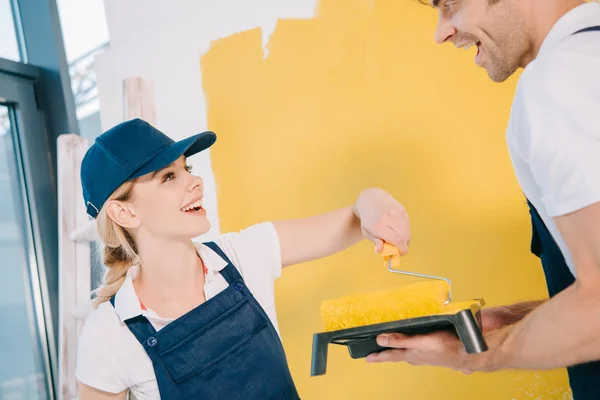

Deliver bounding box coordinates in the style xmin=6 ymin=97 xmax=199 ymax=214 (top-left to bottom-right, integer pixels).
xmin=524 ymin=25 xmax=600 ymax=400
xmin=111 ymin=241 xmax=300 ymax=399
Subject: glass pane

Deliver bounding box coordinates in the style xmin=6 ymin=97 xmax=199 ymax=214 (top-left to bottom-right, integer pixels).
xmin=0 ymin=105 xmax=49 ymax=399
xmin=0 ymin=0 xmax=21 ymax=62
xmin=56 ymin=0 xmax=109 ymax=122
xmin=56 ymin=0 xmax=111 ymax=288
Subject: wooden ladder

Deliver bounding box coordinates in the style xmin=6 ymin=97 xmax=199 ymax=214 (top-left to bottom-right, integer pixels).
xmin=57 ymin=77 xmax=156 ymax=400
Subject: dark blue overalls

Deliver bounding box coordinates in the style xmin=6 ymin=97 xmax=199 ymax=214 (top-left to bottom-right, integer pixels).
xmin=111 ymin=241 xmax=300 ymax=399
xmin=524 ymin=25 xmax=600 ymax=400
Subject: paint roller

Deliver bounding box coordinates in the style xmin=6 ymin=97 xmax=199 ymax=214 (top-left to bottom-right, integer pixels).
xmin=311 ymin=243 xmax=488 ymax=376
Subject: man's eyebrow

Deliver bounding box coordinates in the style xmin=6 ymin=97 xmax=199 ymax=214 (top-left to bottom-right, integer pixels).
xmin=151 ymin=162 xmax=176 ymax=180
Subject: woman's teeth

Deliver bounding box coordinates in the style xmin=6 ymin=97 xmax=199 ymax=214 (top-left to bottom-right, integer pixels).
xmin=182 ymin=200 xmax=203 ymax=212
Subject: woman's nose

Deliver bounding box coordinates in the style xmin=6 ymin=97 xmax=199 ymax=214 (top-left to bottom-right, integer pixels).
xmin=188 ymin=175 xmax=203 ymax=193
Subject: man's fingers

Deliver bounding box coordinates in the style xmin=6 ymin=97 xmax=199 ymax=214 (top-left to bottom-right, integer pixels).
xmin=378 ymin=332 xmax=457 ymax=351
xmin=376 ymin=333 xmax=416 ymax=349
xmin=366 ymin=349 xmax=407 ymax=363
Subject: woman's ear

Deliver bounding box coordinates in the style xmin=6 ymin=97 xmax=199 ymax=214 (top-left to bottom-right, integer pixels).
xmin=106 ymin=200 xmax=141 ymax=229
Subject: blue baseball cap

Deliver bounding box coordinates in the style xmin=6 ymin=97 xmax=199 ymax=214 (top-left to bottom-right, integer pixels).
xmin=81 ymin=118 xmax=216 ymax=218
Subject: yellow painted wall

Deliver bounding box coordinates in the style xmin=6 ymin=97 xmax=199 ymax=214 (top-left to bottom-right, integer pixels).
xmin=201 ymin=0 xmax=571 ymax=398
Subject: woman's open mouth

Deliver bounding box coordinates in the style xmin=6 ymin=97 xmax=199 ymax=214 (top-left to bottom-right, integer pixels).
xmin=181 ymin=199 xmax=206 ymax=214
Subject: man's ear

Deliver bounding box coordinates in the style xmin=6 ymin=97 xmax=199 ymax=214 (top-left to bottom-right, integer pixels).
xmin=106 ymin=200 xmax=141 ymax=229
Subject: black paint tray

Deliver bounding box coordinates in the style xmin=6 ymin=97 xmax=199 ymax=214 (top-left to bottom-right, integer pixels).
xmin=310 ymin=301 xmax=488 ymax=376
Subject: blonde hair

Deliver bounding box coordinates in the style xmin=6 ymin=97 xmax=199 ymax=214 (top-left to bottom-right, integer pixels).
xmin=92 ymin=180 xmax=139 ymax=308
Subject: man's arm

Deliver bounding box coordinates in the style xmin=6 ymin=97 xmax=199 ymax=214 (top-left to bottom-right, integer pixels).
xmin=480 ymin=300 xmax=545 ymax=332
xmin=487 ymin=201 xmax=600 ymax=370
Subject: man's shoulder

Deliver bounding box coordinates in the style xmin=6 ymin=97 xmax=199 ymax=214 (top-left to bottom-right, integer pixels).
xmin=508 ymin=35 xmax=600 ymax=152
xmin=523 ymin=33 xmax=600 ymax=87
xmin=516 ymin=44 xmax=600 ymax=107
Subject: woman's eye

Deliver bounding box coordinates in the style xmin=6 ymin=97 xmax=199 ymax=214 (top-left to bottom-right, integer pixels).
xmin=185 ymin=164 xmax=193 ymax=173
xmin=162 ymin=172 xmax=175 ymax=182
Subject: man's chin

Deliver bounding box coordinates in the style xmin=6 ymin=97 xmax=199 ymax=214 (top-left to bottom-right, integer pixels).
xmin=485 ymin=63 xmax=518 ymax=83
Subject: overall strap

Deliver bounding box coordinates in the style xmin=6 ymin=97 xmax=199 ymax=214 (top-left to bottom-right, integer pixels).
xmin=123 ymin=316 xmax=159 ymax=347
xmin=202 ymin=241 xmax=243 ymax=284
xmin=573 ymin=26 xmax=600 ymax=35
xmin=109 ymin=296 xmax=158 ymax=347
xmin=526 ymin=200 xmax=575 ymax=297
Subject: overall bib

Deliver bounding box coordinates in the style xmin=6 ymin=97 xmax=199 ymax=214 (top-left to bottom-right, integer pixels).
xmin=111 ymin=241 xmax=300 ymax=399
xmin=525 ymin=25 xmax=600 ymax=400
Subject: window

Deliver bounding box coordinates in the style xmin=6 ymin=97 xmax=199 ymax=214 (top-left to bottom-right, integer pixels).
xmin=0 ymin=0 xmax=21 ymax=61
xmin=0 ymin=104 xmax=50 ymax=399
xmin=56 ymin=0 xmax=109 ymax=126
xmin=55 ymin=0 xmax=111 ymax=291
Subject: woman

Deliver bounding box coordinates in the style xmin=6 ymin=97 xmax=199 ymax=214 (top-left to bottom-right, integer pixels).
xmin=76 ymin=118 xmax=411 ymax=399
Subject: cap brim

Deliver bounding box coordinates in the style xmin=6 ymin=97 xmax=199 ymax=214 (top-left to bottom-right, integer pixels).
xmin=129 ymin=131 xmax=216 ymax=179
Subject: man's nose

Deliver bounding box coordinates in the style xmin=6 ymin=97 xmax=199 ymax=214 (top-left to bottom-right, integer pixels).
xmin=434 ymin=15 xmax=456 ymax=44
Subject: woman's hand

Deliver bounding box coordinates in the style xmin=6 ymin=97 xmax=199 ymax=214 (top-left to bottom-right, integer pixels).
xmin=354 ymin=188 xmax=411 ymax=254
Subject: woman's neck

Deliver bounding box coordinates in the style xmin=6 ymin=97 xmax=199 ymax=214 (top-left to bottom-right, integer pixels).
xmin=133 ymin=235 xmax=206 ymax=318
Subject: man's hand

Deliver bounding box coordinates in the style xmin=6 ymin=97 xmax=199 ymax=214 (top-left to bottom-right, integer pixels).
xmin=353 ymin=188 xmax=411 ymax=254
xmin=365 ymin=301 xmax=545 ymax=373
xmin=364 ymin=330 xmax=494 ymax=374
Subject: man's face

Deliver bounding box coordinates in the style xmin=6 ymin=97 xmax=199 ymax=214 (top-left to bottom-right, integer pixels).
xmin=433 ymin=0 xmax=530 ymax=82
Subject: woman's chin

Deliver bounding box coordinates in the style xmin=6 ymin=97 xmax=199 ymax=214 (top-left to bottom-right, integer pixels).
xmin=189 ymin=219 xmax=211 ymax=237
xmin=153 ymin=214 xmax=211 ymax=240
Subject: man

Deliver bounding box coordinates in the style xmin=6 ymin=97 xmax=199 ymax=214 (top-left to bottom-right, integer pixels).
xmin=366 ymin=0 xmax=600 ymax=398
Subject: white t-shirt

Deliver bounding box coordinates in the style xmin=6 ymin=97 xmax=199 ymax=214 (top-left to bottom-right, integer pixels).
xmin=505 ymin=2 xmax=600 ymax=276
xmin=76 ymin=222 xmax=282 ymax=399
